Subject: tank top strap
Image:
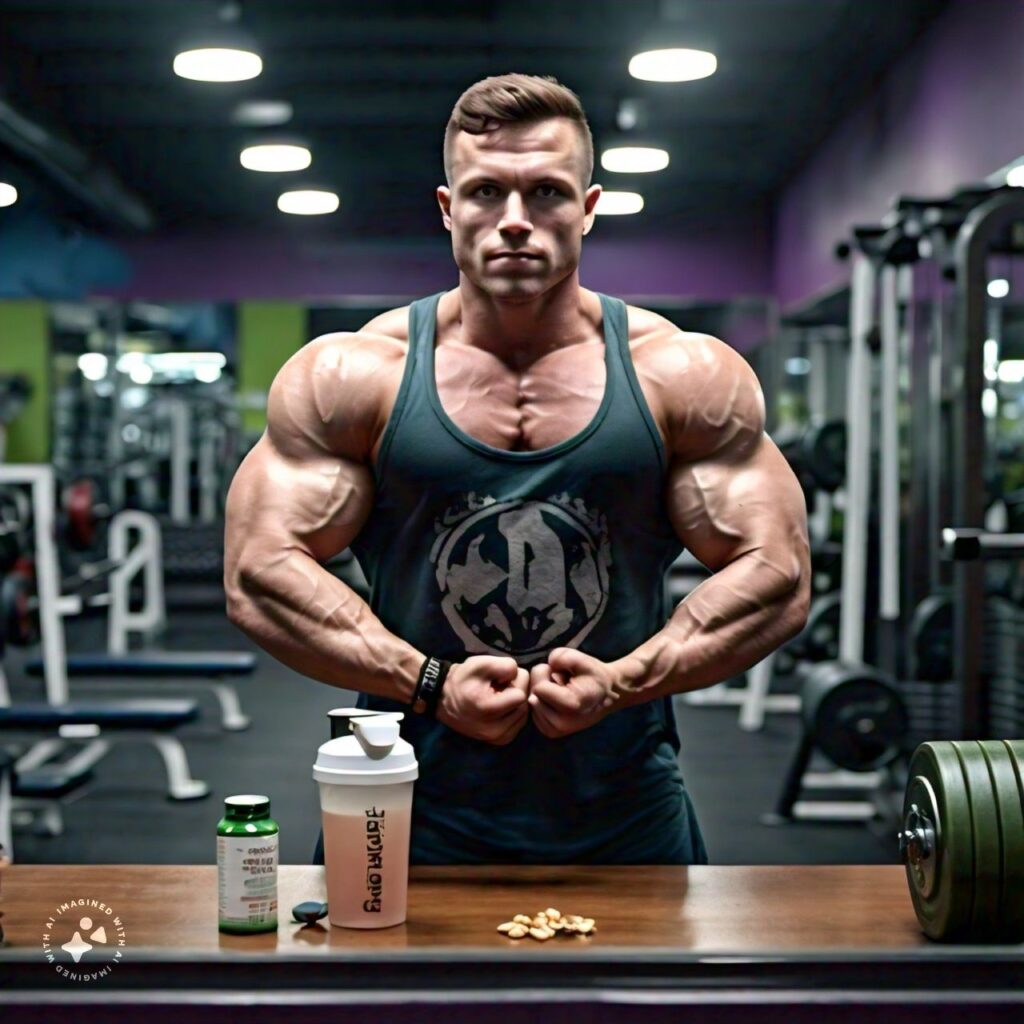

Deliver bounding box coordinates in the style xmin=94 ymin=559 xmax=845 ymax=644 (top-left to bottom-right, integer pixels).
xmin=409 ymin=290 xmax=445 ymax=387
xmin=596 ymin=292 xmax=668 ymax=475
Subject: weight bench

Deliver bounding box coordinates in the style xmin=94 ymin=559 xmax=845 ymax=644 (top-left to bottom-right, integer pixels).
xmin=26 ymin=651 xmax=255 ymax=731
xmin=0 ymin=698 xmax=207 ymax=861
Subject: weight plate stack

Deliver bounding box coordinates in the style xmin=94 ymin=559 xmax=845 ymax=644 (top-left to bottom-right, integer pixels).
xmin=899 ymin=679 xmax=959 ymax=746
xmin=902 ymin=739 xmax=1024 ymax=942
xmin=991 ymin=677 xmax=1024 ymax=739
xmin=901 ymin=742 xmax=975 ymax=941
xmin=979 ymin=740 xmax=1024 ymax=941
xmin=953 ymin=742 xmax=1003 ymax=939
xmin=801 ymin=661 xmax=908 ymax=771
xmin=160 ymin=522 xmax=224 ymax=583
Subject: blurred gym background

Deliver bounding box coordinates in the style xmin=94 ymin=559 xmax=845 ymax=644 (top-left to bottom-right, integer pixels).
xmin=1 ymin=0 xmax=1022 ymax=866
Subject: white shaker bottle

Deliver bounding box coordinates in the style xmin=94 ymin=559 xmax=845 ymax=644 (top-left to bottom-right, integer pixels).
xmin=313 ymin=708 xmax=418 ymax=928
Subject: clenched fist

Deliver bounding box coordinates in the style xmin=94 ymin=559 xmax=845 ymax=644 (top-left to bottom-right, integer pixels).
xmin=528 ymin=647 xmax=623 ymax=739
xmin=436 ymin=655 xmax=531 ymax=745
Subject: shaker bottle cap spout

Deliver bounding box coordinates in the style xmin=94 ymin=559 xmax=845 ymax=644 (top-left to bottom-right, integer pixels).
xmin=350 ymin=714 xmax=402 ymax=759
xmin=313 ymin=709 xmax=418 ymax=785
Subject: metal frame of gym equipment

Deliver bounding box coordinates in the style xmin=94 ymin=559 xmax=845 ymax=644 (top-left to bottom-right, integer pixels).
xmin=766 ymin=230 xmax=912 ymax=825
xmin=949 ymin=190 xmax=1024 ymax=738
xmin=681 ymin=663 xmax=801 ymax=723
xmin=0 ymin=463 xmax=208 ymax=808
xmin=769 ymin=184 xmax=1024 ymax=826
xmin=731 ymin=325 xmax=848 ymax=733
xmin=9 ymin=468 xmax=251 ymax=732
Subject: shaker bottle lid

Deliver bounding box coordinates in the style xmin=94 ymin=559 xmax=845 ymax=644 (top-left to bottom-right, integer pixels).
xmin=313 ymin=709 xmax=418 ymax=785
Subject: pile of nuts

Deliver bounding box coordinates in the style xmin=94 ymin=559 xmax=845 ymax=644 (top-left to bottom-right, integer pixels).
xmin=497 ymin=907 xmax=597 ymax=941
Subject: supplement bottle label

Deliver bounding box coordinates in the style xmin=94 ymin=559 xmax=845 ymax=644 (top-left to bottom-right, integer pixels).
xmin=217 ymin=833 xmax=279 ymax=926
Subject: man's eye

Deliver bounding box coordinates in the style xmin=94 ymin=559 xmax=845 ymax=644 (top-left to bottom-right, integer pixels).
xmin=537 ymin=185 xmax=562 ymax=197
xmin=475 ymin=185 xmax=499 ymax=198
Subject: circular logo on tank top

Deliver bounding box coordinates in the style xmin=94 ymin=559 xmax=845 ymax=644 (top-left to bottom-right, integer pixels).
xmin=430 ymin=492 xmax=612 ymax=663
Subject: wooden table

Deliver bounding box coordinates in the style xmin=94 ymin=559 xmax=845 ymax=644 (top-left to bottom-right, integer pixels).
xmin=1 ymin=864 xmax=1022 ymax=1023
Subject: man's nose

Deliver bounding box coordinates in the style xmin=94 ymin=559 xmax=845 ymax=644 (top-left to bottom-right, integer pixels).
xmin=498 ymin=192 xmax=532 ymax=234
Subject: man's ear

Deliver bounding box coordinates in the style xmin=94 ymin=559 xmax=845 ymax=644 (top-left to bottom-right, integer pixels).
xmin=437 ymin=186 xmax=453 ymax=232
xmin=582 ymin=183 xmax=602 ymax=236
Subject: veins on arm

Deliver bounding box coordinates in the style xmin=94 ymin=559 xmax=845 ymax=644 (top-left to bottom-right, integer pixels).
xmin=661 ymin=332 xmax=808 ymax=632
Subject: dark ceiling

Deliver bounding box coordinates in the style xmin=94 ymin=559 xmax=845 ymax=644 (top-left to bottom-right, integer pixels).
xmin=0 ymin=0 xmax=951 ymax=239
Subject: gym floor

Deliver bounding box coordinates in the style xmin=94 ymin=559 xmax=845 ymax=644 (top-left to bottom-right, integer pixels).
xmin=4 ymin=585 xmax=896 ymax=867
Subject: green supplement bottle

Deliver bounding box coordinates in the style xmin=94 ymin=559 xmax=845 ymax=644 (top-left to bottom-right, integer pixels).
xmin=217 ymin=794 xmax=279 ymax=934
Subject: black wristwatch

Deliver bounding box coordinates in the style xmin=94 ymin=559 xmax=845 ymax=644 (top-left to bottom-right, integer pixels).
xmin=411 ymin=657 xmax=452 ymax=717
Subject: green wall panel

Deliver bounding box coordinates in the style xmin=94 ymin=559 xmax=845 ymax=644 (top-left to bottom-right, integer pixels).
xmin=0 ymin=301 xmax=50 ymax=463
xmin=237 ymin=302 xmax=307 ymax=435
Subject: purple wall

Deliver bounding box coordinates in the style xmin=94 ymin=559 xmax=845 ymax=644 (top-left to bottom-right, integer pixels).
xmin=96 ymin=213 xmax=772 ymax=305
xmin=775 ymin=0 xmax=1024 ymax=310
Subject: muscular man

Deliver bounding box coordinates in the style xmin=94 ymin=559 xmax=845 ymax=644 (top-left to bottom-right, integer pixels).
xmin=225 ymin=73 xmax=810 ymax=865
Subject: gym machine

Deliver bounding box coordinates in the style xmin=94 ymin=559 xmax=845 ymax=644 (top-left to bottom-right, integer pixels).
xmin=767 ymin=185 xmax=1024 ymax=824
xmin=0 ymin=464 xmax=207 ymax=857
xmin=0 ymin=467 xmax=255 ymax=733
xmin=765 ymin=233 xmax=908 ymax=825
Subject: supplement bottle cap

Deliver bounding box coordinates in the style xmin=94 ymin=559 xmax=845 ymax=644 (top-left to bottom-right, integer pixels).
xmin=223 ymin=794 xmax=272 ymax=820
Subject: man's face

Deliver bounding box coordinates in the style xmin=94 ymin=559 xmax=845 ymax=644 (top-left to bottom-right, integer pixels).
xmin=437 ymin=117 xmax=602 ymax=302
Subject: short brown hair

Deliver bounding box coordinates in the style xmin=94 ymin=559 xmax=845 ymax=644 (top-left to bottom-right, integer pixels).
xmin=443 ymin=73 xmax=594 ymax=188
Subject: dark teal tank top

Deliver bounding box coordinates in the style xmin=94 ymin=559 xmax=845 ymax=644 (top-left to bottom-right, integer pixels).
xmin=350 ymin=291 xmax=707 ymax=865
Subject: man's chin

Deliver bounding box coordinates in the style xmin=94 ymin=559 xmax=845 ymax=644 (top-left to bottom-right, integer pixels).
xmin=476 ymin=275 xmax=549 ymax=301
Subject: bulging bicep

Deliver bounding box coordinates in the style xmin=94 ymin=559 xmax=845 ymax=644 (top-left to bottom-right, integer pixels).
xmin=226 ymin=338 xmax=378 ymax=569
xmin=666 ymin=432 xmax=808 ymax=583
xmin=226 ymin=435 xmax=375 ymax=568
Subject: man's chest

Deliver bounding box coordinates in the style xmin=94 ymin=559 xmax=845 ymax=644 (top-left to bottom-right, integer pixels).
xmin=431 ymin=340 xmax=670 ymax=453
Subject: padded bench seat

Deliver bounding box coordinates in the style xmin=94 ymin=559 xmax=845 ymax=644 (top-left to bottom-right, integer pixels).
xmin=27 ymin=651 xmax=256 ymax=677
xmin=13 ymin=765 xmax=94 ymax=799
xmin=0 ymin=700 xmax=200 ymax=731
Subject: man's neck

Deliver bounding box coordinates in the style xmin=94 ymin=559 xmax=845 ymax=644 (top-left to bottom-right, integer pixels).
xmin=446 ymin=274 xmax=598 ymax=370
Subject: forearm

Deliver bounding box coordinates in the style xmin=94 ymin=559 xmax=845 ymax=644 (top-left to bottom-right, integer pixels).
xmin=226 ymin=549 xmax=422 ymax=703
xmin=612 ymin=549 xmax=810 ymax=707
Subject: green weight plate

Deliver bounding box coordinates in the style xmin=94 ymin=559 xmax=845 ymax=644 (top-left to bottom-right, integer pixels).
xmin=979 ymin=741 xmax=1024 ymax=942
xmin=1002 ymin=740 xmax=1024 ymax=939
xmin=903 ymin=742 xmax=974 ymax=941
xmin=952 ymin=741 xmax=1003 ymax=940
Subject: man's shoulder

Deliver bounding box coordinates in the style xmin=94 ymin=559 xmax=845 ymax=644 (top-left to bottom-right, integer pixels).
xmin=359 ymin=304 xmax=412 ymax=343
xmin=624 ymin=303 xmax=740 ymax=376
xmin=299 ymin=316 xmax=410 ymax=385
xmin=623 ymin=303 xmax=679 ymax=345
xmin=267 ymin=316 xmax=412 ymax=460
xmin=622 ymin=303 xmax=764 ymax=458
